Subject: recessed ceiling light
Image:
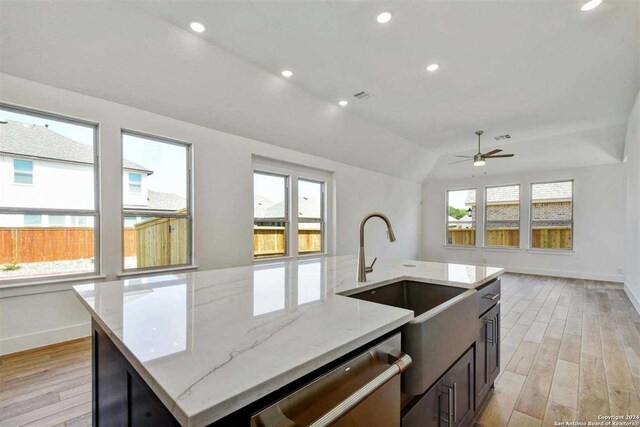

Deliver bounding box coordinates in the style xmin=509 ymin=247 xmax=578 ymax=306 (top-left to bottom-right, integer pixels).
xmin=426 ymin=64 xmax=440 ymax=72
xmin=376 ymin=12 xmax=392 ymax=24
xmin=581 ymin=0 xmax=602 ymax=11
xmin=281 ymin=70 xmax=293 ymax=78
xmin=338 ymin=100 xmax=348 ymax=107
xmin=189 ymin=22 xmax=205 ymax=33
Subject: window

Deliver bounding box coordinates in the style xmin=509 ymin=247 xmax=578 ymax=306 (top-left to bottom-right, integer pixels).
xmin=485 ymin=185 xmax=520 ymax=248
xmin=13 ymin=159 xmax=33 ymax=184
xmin=298 ymin=179 xmax=324 ymax=254
xmin=446 ymin=189 xmax=476 ymax=246
xmin=128 ymin=172 xmax=142 ymax=193
xmin=122 ymin=131 xmax=192 ymax=271
xmin=530 ymin=181 xmax=573 ymax=250
xmin=24 ymin=214 xmax=42 ymax=226
xmin=49 ymin=215 xmax=66 ymax=226
xmin=0 ymin=104 xmax=99 ymax=281
xmin=254 ymin=172 xmax=288 ymax=258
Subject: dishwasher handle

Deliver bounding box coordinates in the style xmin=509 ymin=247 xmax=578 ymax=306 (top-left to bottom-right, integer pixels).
xmin=308 ymin=350 xmax=412 ymax=427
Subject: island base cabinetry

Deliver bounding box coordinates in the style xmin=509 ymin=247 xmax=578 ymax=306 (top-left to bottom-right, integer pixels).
xmin=93 ymin=320 xmax=180 ymax=427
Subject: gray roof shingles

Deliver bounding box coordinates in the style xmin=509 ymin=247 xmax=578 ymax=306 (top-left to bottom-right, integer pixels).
xmin=0 ymin=121 xmax=152 ymax=173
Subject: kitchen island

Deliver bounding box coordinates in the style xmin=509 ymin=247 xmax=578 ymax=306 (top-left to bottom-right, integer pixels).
xmin=72 ymin=256 xmax=503 ymax=426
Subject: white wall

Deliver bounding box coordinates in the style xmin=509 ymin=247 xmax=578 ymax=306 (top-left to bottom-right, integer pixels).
xmin=0 ymin=74 xmax=421 ymax=354
xmin=421 ymin=163 xmax=627 ymax=282
xmin=624 ymin=90 xmax=640 ymax=312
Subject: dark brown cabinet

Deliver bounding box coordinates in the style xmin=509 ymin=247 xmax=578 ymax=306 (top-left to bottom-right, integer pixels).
xmin=475 ymin=302 xmax=500 ymax=408
xmin=402 ymin=347 xmax=475 ymax=427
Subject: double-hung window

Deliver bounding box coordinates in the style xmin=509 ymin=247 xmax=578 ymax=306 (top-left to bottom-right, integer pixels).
xmin=0 ymin=104 xmax=99 ymax=282
xmin=121 ymin=131 xmax=192 ymax=271
xmin=253 ymin=162 xmax=329 ymax=259
xmin=530 ymin=181 xmax=573 ymax=250
xmin=13 ymin=159 xmax=33 ymax=184
xmin=485 ymin=185 xmax=520 ymax=248
xmin=446 ymin=189 xmax=476 ymax=246
xmin=128 ymin=172 xmax=142 ymax=193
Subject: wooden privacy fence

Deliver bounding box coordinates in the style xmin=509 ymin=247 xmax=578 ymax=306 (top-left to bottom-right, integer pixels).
xmin=0 ymin=227 xmax=94 ymax=264
xmin=133 ymin=217 xmax=188 ymax=268
xmin=253 ymin=227 xmax=322 ymax=257
xmin=448 ymin=227 xmax=571 ymax=248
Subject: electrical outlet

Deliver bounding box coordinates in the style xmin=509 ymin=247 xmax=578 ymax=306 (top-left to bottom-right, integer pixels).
xmin=617 ymin=267 xmax=624 ymax=274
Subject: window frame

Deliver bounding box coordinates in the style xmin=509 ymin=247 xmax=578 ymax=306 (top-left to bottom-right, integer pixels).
xmin=0 ymin=102 xmax=101 ymax=284
xmin=483 ymin=184 xmax=521 ymax=249
xmin=297 ymin=177 xmax=326 ymax=256
xmin=445 ymin=188 xmax=477 ymax=247
xmin=120 ymin=129 xmax=194 ymax=274
xmin=529 ymin=179 xmax=574 ymax=251
xmin=13 ymin=158 xmax=34 ymax=185
xmin=253 ymin=170 xmax=290 ymax=259
xmin=252 ymin=159 xmax=330 ymax=261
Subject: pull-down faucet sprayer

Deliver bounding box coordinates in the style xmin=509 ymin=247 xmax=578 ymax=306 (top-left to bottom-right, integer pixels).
xmin=356 ymin=212 xmax=396 ymax=282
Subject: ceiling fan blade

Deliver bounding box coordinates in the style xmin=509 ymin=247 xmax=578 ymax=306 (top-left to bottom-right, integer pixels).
xmin=454 ymin=155 xmax=474 ymax=158
xmin=485 ymin=154 xmax=514 ymax=158
xmin=483 ymin=149 xmax=502 ymax=156
xmin=449 ymin=159 xmax=473 ymax=165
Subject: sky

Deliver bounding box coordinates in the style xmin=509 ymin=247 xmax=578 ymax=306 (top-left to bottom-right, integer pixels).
xmin=448 ymin=189 xmax=475 ymax=210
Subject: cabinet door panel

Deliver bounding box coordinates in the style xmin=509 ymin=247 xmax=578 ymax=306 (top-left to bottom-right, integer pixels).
xmin=475 ymin=303 xmax=500 ymax=409
xmin=402 ymin=381 xmax=441 ymax=427
xmin=443 ymin=348 xmax=474 ymax=427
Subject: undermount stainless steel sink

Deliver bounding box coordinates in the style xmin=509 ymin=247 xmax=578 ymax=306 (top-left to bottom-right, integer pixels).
xmin=343 ymin=281 xmax=477 ymax=396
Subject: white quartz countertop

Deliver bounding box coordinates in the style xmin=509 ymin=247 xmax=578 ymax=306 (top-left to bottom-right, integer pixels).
xmin=72 ymin=256 xmax=503 ymax=426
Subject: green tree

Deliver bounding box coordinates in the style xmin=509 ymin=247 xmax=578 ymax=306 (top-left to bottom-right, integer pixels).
xmin=448 ymin=206 xmax=469 ymax=220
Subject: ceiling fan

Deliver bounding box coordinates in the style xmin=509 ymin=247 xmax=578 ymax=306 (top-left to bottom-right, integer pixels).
xmin=450 ymin=131 xmax=514 ymax=166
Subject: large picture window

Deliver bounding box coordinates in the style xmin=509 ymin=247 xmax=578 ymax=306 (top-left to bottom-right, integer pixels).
xmin=122 ymin=131 xmax=192 ymax=271
xmin=446 ymin=189 xmax=476 ymax=246
xmin=0 ymin=104 xmax=99 ymax=282
xmin=253 ymin=172 xmax=288 ymax=258
xmin=485 ymin=185 xmax=520 ymax=248
xmin=530 ymin=181 xmax=573 ymax=250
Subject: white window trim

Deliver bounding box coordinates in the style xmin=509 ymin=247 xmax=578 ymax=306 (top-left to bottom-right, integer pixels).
xmin=120 ymin=129 xmax=194 ymax=274
xmin=0 ymin=103 xmax=101 ymax=286
xmin=483 ymin=183 xmax=521 ymax=249
xmin=252 ymin=157 xmax=333 ymax=262
xmin=529 ymin=179 xmax=574 ymax=251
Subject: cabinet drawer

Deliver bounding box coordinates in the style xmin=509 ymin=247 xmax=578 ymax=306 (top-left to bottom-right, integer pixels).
xmin=477 ymin=279 xmax=500 ymax=316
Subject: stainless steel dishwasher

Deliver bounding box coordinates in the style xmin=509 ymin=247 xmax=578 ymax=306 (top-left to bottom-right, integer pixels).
xmin=251 ymin=333 xmax=411 ymax=427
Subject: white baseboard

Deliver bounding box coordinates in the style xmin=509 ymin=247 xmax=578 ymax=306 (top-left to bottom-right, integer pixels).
xmin=503 ymin=266 xmax=625 ymax=283
xmin=0 ymin=322 xmax=90 ymax=356
xmin=624 ymin=283 xmax=640 ymax=315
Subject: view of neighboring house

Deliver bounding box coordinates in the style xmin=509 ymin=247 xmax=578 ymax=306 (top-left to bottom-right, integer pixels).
xmin=0 ymin=120 xmax=185 ymax=227
xmin=464 ymin=184 xmax=571 ymax=223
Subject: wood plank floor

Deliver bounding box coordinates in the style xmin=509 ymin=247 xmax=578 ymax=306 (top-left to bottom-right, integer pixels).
xmin=477 ymin=273 xmax=640 ymax=427
xmin=0 ymin=338 xmax=92 ymax=427
xmin=0 ymin=274 xmax=639 ymax=426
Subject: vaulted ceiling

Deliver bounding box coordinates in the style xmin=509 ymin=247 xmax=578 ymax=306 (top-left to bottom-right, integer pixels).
xmin=1 ymin=0 xmax=638 ymax=182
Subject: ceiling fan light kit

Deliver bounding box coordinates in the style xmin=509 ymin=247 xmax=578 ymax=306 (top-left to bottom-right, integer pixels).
xmin=450 ymin=130 xmax=515 ymax=167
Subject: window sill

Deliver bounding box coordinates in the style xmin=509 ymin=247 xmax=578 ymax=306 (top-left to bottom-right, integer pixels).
xmin=527 ymin=249 xmax=575 ymax=256
xmin=0 ymin=274 xmax=107 ymax=297
xmin=253 ymin=253 xmax=330 ymax=264
xmin=483 ymin=246 xmax=522 ymax=252
xmin=117 ymin=265 xmax=198 ymax=279
xmin=443 ymin=245 xmax=478 ymax=250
